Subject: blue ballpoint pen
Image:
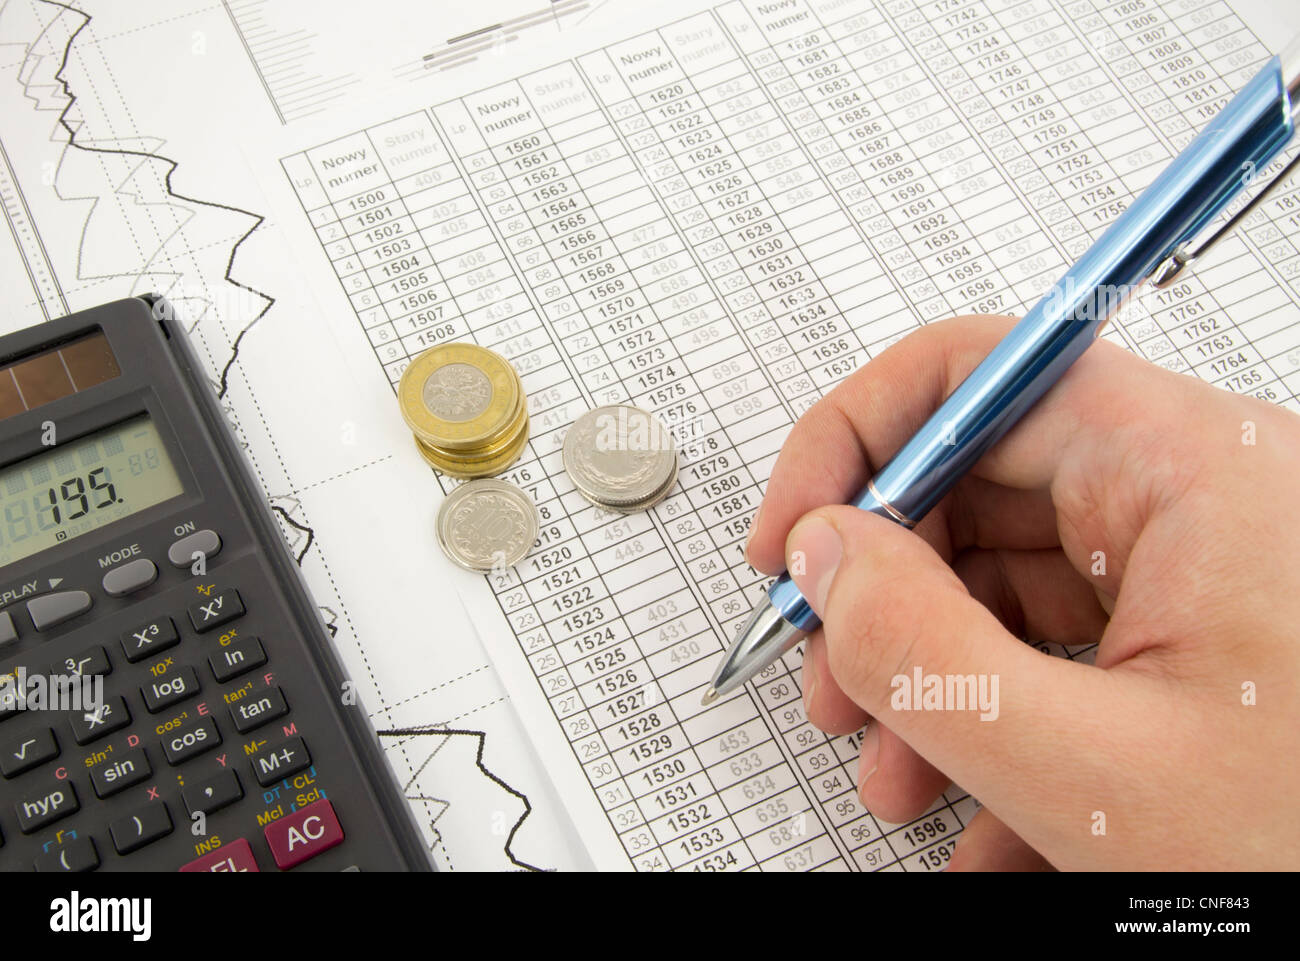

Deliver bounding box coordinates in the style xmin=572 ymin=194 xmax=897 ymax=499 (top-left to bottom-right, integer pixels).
xmin=703 ymin=37 xmax=1300 ymax=705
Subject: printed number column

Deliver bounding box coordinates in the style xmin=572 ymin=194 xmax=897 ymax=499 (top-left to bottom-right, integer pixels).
xmin=437 ymin=83 xmax=668 ymax=865
xmin=719 ymin=0 xmax=948 ymax=343
xmin=584 ymin=22 xmax=850 ymax=872
xmin=582 ymin=25 xmax=787 ymax=634
xmin=285 ymin=127 xmax=420 ymax=384
xmin=1087 ymin=0 xmax=1297 ymax=401
xmin=428 ymin=92 xmax=650 ymax=859
xmin=517 ymin=61 xmax=784 ymax=872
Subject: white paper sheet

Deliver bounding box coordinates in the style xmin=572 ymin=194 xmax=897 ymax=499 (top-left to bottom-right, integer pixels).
xmin=261 ymin=0 xmax=1300 ymax=870
xmin=0 ymin=0 xmax=637 ymax=872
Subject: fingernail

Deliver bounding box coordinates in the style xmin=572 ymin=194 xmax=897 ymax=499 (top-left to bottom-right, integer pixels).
xmin=858 ymin=722 xmax=880 ymax=795
xmin=787 ymin=515 xmax=842 ymax=616
xmin=742 ymin=499 xmax=766 ymax=567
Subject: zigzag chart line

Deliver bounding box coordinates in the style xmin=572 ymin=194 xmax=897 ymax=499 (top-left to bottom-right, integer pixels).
xmin=376 ymin=726 xmax=545 ymax=872
xmin=37 ymin=0 xmax=274 ymax=397
xmin=4 ymin=0 xmax=548 ymax=871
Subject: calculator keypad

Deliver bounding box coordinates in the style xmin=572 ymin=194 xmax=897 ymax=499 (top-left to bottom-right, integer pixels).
xmin=1 ymin=547 xmax=378 ymax=871
xmin=0 ymin=301 xmax=424 ymax=873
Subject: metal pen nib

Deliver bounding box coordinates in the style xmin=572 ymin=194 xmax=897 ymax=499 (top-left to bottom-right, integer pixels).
xmin=703 ymin=594 xmax=808 ymax=704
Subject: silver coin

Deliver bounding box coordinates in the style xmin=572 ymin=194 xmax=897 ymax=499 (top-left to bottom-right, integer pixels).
xmin=563 ymin=405 xmax=677 ymax=509
xmin=588 ymin=458 xmax=679 ymax=514
xmin=436 ymin=479 xmax=538 ymax=572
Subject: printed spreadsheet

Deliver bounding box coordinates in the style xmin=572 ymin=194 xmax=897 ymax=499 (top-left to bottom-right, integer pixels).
xmin=276 ymin=0 xmax=1300 ymax=870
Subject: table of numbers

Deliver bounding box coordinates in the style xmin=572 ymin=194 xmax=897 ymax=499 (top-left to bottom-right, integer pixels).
xmin=282 ymin=0 xmax=1300 ymax=870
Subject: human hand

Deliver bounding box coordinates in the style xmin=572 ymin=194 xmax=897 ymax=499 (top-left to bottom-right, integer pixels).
xmin=744 ymin=315 xmax=1300 ymax=870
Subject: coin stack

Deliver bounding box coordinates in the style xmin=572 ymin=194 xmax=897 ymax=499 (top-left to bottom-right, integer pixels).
xmin=563 ymin=405 xmax=678 ymax=513
xmin=398 ymin=343 xmax=529 ymax=479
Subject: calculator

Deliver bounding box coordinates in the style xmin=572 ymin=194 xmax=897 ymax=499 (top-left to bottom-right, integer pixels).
xmin=0 ymin=297 xmax=428 ymax=871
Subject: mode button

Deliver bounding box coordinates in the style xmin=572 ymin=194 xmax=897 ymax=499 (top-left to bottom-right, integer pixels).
xmin=101 ymin=558 xmax=158 ymax=598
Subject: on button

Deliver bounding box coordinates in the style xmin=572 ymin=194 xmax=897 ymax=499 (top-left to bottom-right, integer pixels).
xmin=168 ymin=529 xmax=221 ymax=569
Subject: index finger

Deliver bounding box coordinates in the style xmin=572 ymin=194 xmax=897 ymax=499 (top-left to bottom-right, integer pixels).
xmin=744 ymin=313 xmax=1190 ymax=574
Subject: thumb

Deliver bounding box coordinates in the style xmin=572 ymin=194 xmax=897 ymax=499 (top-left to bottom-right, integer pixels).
xmin=785 ymin=507 xmax=1140 ymax=847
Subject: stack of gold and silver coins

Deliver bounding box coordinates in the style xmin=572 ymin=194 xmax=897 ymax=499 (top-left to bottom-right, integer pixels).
xmin=398 ymin=343 xmax=529 ymax=479
xmin=562 ymin=405 xmax=678 ymax=513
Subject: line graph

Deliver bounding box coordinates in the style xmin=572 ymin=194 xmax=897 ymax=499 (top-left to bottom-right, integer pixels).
xmin=377 ymin=725 xmax=546 ymax=872
xmin=0 ymin=0 xmax=572 ymax=873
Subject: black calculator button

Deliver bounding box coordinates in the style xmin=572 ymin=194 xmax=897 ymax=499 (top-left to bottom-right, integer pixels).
xmin=120 ymin=616 xmax=179 ymax=663
xmin=101 ymin=558 xmax=158 ymax=598
xmin=141 ymin=666 xmax=200 ymax=713
xmin=208 ymin=635 xmax=267 ymax=682
xmin=34 ymin=835 xmax=98 ymax=872
xmin=183 ymin=768 xmax=243 ymax=816
xmin=27 ymin=590 xmax=92 ymax=632
xmin=0 ymin=610 xmax=17 ymax=648
xmin=15 ymin=778 xmax=78 ymax=832
xmin=69 ymin=695 xmax=131 ymax=745
xmin=161 ymin=715 xmax=221 ymax=765
xmin=89 ymin=746 xmax=151 ymax=798
xmin=230 ymin=686 xmax=288 ymax=734
xmin=49 ymin=644 xmax=112 ymax=680
xmin=110 ymin=802 xmax=173 ymax=854
xmin=250 ymin=736 xmax=311 ymax=787
xmin=1 ymin=727 xmax=59 ymax=778
xmin=188 ymin=589 xmax=244 ymax=633
xmin=168 ymin=529 xmax=222 ymax=569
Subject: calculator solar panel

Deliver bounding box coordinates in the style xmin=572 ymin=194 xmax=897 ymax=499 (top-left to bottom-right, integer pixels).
xmin=0 ymin=297 xmax=428 ymax=872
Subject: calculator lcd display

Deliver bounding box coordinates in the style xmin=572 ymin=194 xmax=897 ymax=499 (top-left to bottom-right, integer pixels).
xmin=0 ymin=414 xmax=183 ymax=568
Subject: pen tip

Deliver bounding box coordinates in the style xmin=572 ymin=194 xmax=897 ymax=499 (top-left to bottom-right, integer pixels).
xmin=700 ymin=686 xmax=719 ymax=706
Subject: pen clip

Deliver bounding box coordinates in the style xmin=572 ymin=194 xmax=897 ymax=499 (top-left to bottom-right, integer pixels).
xmin=1151 ymin=151 xmax=1300 ymax=289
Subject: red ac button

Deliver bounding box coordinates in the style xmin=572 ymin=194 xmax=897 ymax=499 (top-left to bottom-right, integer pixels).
xmin=263 ymin=798 xmax=344 ymax=870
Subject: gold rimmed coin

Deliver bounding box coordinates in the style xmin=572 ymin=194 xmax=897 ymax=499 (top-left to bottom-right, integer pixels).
xmin=398 ymin=343 xmax=520 ymax=452
xmin=414 ymin=436 xmax=528 ymax=479
xmin=413 ymin=400 xmax=530 ymax=476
